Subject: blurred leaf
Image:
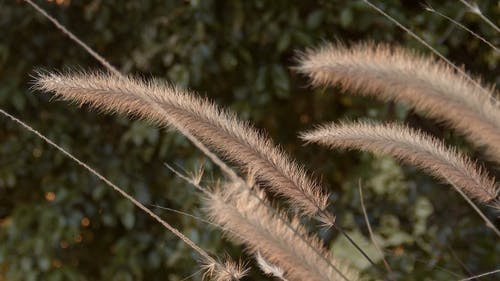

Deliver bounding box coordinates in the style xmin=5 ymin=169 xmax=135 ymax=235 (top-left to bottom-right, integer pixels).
xmin=307 ymin=10 xmax=324 ymax=29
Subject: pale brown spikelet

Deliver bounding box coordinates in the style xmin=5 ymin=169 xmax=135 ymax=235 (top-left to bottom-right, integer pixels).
xmin=301 ymin=121 xmax=499 ymax=203
xmin=204 ymin=181 xmax=359 ymax=281
xmin=296 ymin=43 xmax=500 ymax=161
xmin=34 ymin=71 xmax=329 ymax=218
xmin=202 ymin=258 xmax=249 ymax=281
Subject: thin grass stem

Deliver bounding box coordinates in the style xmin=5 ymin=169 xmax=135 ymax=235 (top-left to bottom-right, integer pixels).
xmin=0 ymin=109 xmax=245 ymax=280
xmin=458 ymin=0 xmax=500 ymax=33
xmin=24 ymin=0 xmax=121 ymax=76
xmin=425 ymin=5 xmax=499 ymax=53
xmin=459 ymin=268 xmax=500 ymax=281
xmin=358 ymin=180 xmax=393 ymax=276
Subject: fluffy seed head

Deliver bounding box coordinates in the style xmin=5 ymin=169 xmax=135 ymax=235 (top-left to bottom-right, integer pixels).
xmin=204 ymin=181 xmax=359 ymax=281
xmin=301 ymin=121 xmax=499 ymax=203
xmin=297 ymin=42 xmax=500 ymax=161
xmin=34 ymin=70 xmax=330 ymax=218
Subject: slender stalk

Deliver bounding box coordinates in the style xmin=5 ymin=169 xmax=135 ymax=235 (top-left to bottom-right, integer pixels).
xmin=458 ymin=0 xmax=500 ymax=33
xmin=358 ymin=181 xmax=393 ymax=275
xmin=0 ymin=109 xmax=245 ymax=280
xmin=425 ymin=5 xmax=499 ymax=53
xmin=151 ymin=205 xmax=226 ymax=232
xmin=24 ymin=0 xmax=121 ymax=76
xmin=448 ymin=179 xmax=500 ymax=238
xmin=459 ymin=268 xmax=500 ymax=281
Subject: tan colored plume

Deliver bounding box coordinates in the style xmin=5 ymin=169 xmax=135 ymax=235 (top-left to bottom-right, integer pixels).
xmin=202 ymin=258 xmax=249 ymax=281
xmin=301 ymin=121 xmax=499 ymax=204
xmin=255 ymin=252 xmax=289 ymax=281
xmin=204 ymin=181 xmax=359 ymax=281
xmin=296 ymin=43 xmax=500 ymax=161
xmin=34 ymin=71 xmax=329 ymax=218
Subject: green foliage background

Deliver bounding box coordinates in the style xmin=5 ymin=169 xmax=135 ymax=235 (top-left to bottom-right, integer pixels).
xmin=1 ymin=0 xmax=499 ymax=280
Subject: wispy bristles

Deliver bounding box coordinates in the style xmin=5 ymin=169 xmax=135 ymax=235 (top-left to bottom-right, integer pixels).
xmin=202 ymin=258 xmax=249 ymax=281
xmin=301 ymin=121 xmax=499 ymax=203
xmin=34 ymin=71 xmax=329 ymax=218
xmin=204 ymin=182 xmax=359 ymax=281
xmin=256 ymin=252 xmax=289 ymax=281
xmin=297 ymin=43 xmax=500 ymax=161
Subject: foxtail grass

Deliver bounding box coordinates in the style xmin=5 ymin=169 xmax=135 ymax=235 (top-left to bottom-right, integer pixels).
xmin=204 ymin=181 xmax=359 ymax=281
xmin=34 ymin=71 xmax=330 ymax=220
xmin=302 ymin=121 xmax=500 ymax=236
xmin=301 ymin=121 xmax=499 ymax=204
xmin=297 ymin=42 xmax=500 ymax=161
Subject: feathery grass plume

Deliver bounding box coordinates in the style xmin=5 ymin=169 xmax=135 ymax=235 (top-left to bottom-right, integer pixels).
xmin=34 ymin=71 xmax=329 ymax=218
xmin=165 ymin=164 xmax=359 ymax=277
xmin=296 ymin=42 xmax=500 ymax=161
xmin=204 ymin=181 xmax=359 ymax=281
xmin=301 ymin=121 xmax=499 ymax=204
xmin=358 ymin=181 xmax=392 ymax=275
